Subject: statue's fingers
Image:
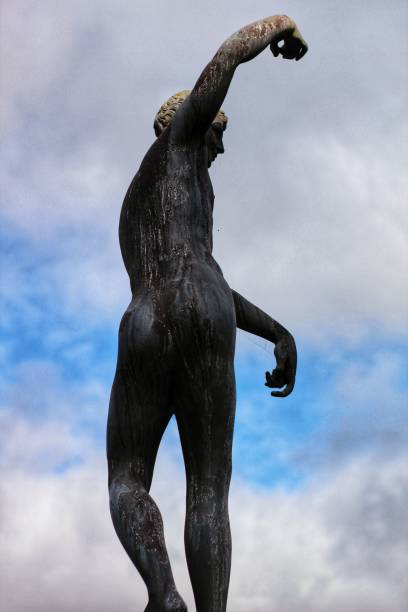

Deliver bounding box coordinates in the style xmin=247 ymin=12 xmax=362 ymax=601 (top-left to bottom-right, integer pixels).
xmin=271 ymin=389 xmax=287 ymax=397
xmin=271 ymin=389 xmax=285 ymax=397
xmin=271 ymin=380 xmax=294 ymax=398
xmin=296 ymin=44 xmax=308 ymax=61
xmin=265 ymin=370 xmax=275 ymax=387
xmin=265 ymin=368 xmax=286 ymax=389
xmin=270 ymin=42 xmax=280 ymax=57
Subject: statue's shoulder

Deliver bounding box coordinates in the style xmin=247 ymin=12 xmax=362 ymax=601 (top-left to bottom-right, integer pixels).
xmin=138 ymin=128 xmax=198 ymax=180
xmin=129 ymin=131 xmax=171 ymax=191
xmin=126 ymin=128 xmax=200 ymax=204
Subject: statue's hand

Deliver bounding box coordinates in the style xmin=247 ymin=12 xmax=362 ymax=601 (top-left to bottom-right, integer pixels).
xmin=270 ymin=27 xmax=308 ymax=61
xmin=265 ymin=333 xmax=297 ymax=398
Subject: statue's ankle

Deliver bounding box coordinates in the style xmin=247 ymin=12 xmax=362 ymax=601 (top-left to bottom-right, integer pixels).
xmin=145 ymin=588 xmax=187 ymax=612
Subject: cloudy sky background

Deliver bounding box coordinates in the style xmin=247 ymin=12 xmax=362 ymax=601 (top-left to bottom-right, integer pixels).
xmin=1 ymin=1 xmax=407 ymax=610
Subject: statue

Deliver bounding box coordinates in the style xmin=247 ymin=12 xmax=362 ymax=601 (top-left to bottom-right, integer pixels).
xmin=107 ymin=15 xmax=308 ymax=612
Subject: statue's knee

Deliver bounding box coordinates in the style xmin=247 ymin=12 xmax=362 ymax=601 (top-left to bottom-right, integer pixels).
xmin=109 ymin=468 xmax=146 ymax=509
xmin=109 ymin=456 xmax=152 ymax=489
xmin=187 ymin=485 xmax=229 ymax=519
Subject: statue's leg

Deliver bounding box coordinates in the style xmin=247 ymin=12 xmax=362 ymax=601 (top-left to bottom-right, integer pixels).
xmin=175 ymin=331 xmax=236 ymax=612
xmin=107 ymin=355 xmax=187 ymax=611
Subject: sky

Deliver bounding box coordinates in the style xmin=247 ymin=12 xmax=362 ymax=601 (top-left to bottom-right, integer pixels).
xmin=1 ymin=1 xmax=407 ymax=610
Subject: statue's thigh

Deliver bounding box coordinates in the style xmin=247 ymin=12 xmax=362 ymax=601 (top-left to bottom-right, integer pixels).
xmin=107 ymin=314 xmax=174 ymax=480
xmin=174 ymin=354 xmax=236 ymax=480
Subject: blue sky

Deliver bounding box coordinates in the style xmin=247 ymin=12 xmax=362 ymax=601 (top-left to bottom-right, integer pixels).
xmin=1 ymin=1 xmax=407 ymax=610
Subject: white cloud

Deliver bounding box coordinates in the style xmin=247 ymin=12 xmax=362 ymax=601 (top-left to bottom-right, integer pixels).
xmin=1 ymin=347 xmax=407 ymax=611
xmin=0 ymin=361 xmax=109 ymax=436
xmin=1 ymin=4 xmax=407 ymax=609
xmin=0 ymin=0 xmax=82 ymax=131
xmin=229 ymin=454 xmax=408 ymax=612
xmin=1 ymin=1 xmax=407 ymax=339
xmin=213 ymin=130 xmax=408 ymax=342
xmin=0 ymin=411 xmax=82 ymax=472
xmin=1 ymin=426 xmax=406 ymax=612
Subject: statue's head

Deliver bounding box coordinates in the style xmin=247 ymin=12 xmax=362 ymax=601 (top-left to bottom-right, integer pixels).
xmin=154 ymin=90 xmax=227 ymax=167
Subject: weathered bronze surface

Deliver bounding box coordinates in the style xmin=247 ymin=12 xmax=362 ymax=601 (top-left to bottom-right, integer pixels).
xmin=107 ymin=15 xmax=307 ymax=611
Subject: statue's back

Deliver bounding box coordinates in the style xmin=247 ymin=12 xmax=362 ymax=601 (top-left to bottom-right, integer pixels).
xmin=119 ymin=128 xmax=220 ymax=294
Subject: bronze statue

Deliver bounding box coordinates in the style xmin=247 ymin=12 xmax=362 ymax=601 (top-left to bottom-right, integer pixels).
xmin=107 ymin=15 xmax=308 ymax=612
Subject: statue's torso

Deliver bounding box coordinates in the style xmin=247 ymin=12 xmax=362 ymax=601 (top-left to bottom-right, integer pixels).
xmin=118 ymin=129 xmax=235 ymax=345
xmin=119 ymin=129 xmax=224 ymax=293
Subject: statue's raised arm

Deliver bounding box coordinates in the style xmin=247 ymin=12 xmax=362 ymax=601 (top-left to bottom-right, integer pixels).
xmin=170 ymin=15 xmax=308 ymax=143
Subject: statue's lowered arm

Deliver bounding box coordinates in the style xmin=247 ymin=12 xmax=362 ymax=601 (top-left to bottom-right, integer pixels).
xmin=171 ymin=15 xmax=308 ymax=143
xmin=232 ymin=290 xmax=297 ymax=397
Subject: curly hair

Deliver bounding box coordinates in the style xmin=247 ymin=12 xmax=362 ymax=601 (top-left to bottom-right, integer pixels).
xmin=153 ymin=90 xmax=228 ymax=137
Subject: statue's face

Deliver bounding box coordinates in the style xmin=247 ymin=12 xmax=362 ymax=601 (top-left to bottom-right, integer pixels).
xmin=205 ymin=122 xmax=225 ymax=168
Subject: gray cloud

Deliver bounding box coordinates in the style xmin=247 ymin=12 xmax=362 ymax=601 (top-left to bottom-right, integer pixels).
xmin=1 ymin=4 xmax=407 ymax=606
xmin=0 ymin=360 xmax=108 ymax=435
xmin=1 ymin=350 xmax=407 ymax=610
xmin=1 ymin=0 xmax=407 ymax=340
xmin=1 ymin=420 xmax=406 ymax=612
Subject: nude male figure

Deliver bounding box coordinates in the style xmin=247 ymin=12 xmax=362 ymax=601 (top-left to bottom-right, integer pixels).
xmin=107 ymin=15 xmax=307 ymax=612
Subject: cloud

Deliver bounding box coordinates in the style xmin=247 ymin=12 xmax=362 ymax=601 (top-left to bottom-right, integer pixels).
xmin=1 ymin=0 xmax=407 ymax=339
xmin=0 ymin=0 xmax=87 ymax=132
xmin=1 ymin=420 xmax=406 ymax=611
xmin=0 ymin=411 xmax=83 ymax=473
xmin=1 ymin=4 xmax=407 ymax=608
xmin=1 ymin=346 xmax=407 ymax=610
xmin=0 ymin=456 xmax=138 ymax=612
xmin=215 ymin=131 xmax=408 ymax=341
xmin=232 ymin=336 xmax=408 ymax=486
xmin=230 ymin=453 xmax=408 ymax=612
xmin=2 ymin=337 xmax=406 ymax=489
xmin=0 ymin=360 xmax=108 ymax=441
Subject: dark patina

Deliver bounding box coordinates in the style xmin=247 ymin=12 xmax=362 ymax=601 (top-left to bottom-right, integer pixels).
xmin=107 ymin=15 xmax=308 ymax=612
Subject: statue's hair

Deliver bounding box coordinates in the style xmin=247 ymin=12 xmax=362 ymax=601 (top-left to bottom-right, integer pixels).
xmin=153 ymin=90 xmax=228 ymax=137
